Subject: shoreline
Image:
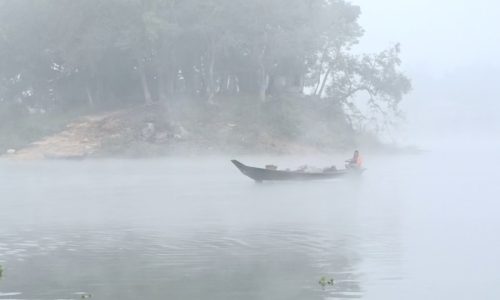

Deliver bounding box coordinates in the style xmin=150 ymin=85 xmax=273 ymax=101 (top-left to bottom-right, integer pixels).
xmin=1 ymin=104 xmax=422 ymax=161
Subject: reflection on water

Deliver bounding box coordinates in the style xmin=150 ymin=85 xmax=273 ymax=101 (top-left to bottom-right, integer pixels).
xmin=0 ymin=152 xmax=499 ymax=299
xmin=0 ymin=227 xmax=362 ymax=300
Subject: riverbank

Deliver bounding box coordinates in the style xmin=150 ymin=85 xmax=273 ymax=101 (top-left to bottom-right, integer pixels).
xmin=1 ymin=100 xmax=415 ymax=160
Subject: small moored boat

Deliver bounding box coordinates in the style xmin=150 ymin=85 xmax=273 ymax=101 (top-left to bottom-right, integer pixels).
xmin=231 ymin=160 xmax=364 ymax=182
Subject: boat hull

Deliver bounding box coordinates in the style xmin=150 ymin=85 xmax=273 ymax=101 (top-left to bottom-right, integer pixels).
xmin=231 ymin=160 xmax=361 ymax=182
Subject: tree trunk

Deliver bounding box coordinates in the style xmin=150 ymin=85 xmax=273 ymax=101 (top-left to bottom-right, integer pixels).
xmin=223 ymin=73 xmax=230 ymax=94
xmin=255 ymin=34 xmax=269 ymax=102
xmin=314 ymin=47 xmax=330 ymax=95
xmin=317 ymin=65 xmax=332 ymax=98
xmin=157 ymin=65 xmax=167 ymax=103
xmin=257 ymin=68 xmax=269 ymax=102
xmin=166 ymin=67 xmax=176 ymax=97
xmin=181 ymin=65 xmax=196 ymax=96
xmin=157 ymin=38 xmax=168 ymax=103
xmin=257 ymin=49 xmax=268 ymax=102
xmin=297 ymin=74 xmax=305 ymax=94
xmin=165 ymin=49 xmax=177 ymax=98
xmin=137 ymin=58 xmax=153 ymax=105
xmin=85 ymin=66 xmax=97 ymax=107
xmin=206 ymin=38 xmax=216 ymax=103
xmin=85 ymin=85 xmax=94 ymax=108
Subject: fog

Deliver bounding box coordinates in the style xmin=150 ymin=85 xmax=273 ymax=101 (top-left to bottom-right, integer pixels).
xmin=1 ymin=153 xmax=499 ymax=299
xmin=352 ymin=0 xmax=500 ymax=147
xmin=1 ymin=1 xmax=500 ymax=300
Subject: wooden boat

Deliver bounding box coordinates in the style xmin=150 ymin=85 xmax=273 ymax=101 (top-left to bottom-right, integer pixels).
xmin=231 ymin=160 xmax=364 ymax=182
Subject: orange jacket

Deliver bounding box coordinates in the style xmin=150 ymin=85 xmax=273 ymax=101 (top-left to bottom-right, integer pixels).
xmin=356 ymin=155 xmax=363 ymax=167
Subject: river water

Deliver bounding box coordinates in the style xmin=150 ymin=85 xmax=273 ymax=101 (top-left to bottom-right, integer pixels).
xmin=0 ymin=150 xmax=499 ymax=299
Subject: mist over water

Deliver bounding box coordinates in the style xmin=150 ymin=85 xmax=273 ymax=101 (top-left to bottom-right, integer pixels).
xmin=1 ymin=150 xmax=499 ymax=299
xmin=1 ymin=0 xmax=500 ymax=299
xmin=352 ymin=0 xmax=500 ymax=150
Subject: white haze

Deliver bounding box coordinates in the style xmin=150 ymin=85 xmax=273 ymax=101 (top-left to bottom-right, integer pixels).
xmin=2 ymin=1 xmax=500 ymax=300
xmin=1 ymin=154 xmax=499 ymax=299
xmin=352 ymin=0 xmax=500 ymax=149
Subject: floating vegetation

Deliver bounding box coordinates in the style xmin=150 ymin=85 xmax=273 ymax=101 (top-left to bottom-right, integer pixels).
xmin=0 ymin=264 xmax=3 ymax=279
xmin=74 ymin=292 xmax=92 ymax=299
xmin=318 ymin=276 xmax=334 ymax=289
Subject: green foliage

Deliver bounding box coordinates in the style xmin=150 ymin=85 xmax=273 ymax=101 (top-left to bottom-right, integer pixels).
xmin=0 ymin=264 xmax=3 ymax=279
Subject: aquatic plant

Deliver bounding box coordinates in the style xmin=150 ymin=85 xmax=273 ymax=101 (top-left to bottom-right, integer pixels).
xmin=0 ymin=264 xmax=3 ymax=279
xmin=318 ymin=276 xmax=334 ymax=289
xmin=75 ymin=292 xmax=92 ymax=299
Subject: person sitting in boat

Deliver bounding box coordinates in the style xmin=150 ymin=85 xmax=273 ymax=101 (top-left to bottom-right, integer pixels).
xmin=346 ymin=150 xmax=363 ymax=169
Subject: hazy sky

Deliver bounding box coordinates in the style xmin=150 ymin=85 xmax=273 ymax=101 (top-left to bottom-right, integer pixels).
xmin=352 ymin=0 xmax=500 ymax=76
xmin=351 ymin=0 xmax=500 ymax=146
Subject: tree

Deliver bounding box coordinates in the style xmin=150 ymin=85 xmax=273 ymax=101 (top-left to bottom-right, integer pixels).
xmin=325 ymin=44 xmax=411 ymax=131
xmin=0 ymin=0 xmax=411 ymax=134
